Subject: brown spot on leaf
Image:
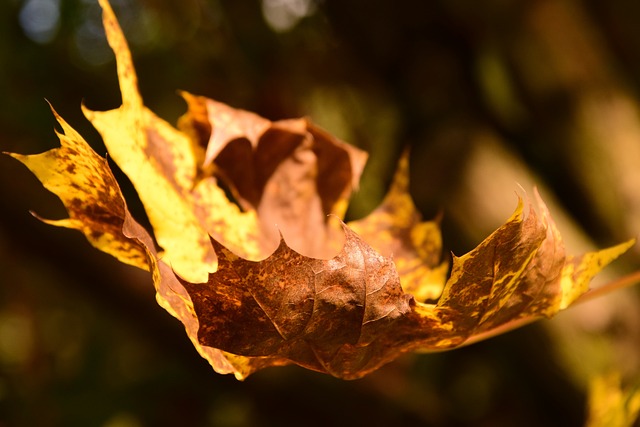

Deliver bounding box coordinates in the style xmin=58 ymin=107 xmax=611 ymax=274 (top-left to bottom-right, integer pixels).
xmin=179 ymin=223 xmax=412 ymax=378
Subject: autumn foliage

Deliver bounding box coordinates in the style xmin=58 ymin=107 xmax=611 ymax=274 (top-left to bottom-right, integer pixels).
xmin=6 ymin=0 xmax=635 ymax=380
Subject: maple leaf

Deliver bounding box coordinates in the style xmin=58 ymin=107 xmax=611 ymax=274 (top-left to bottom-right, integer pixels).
xmin=349 ymin=153 xmax=449 ymax=302
xmin=4 ymin=0 xmax=637 ymax=380
xmin=6 ymin=104 xmax=148 ymax=271
xmin=180 ymin=223 xmax=413 ymax=379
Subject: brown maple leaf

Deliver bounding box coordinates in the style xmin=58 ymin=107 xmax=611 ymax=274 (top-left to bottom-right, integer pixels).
xmin=180 ymin=223 xmax=412 ymax=379
xmin=4 ymin=0 xmax=636 ymax=380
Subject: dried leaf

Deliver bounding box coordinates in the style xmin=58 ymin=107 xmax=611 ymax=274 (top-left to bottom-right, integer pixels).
xmin=6 ymin=104 xmax=148 ymax=270
xmin=4 ymin=0 xmax=637 ymax=380
xmin=178 ymin=93 xmax=367 ymax=259
xmin=350 ymin=152 xmax=448 ymax=302
xmin=179 ymin=223 xmax=412 ymax=379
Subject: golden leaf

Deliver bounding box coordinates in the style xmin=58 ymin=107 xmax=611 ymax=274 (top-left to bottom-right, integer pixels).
xmin=5 ymin=0 xmax=636 ymax=380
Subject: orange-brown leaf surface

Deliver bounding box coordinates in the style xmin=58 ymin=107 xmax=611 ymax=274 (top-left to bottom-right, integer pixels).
xmin=180 ymin=223 xmax=412 ymax=379
xmin=4 ymin=0 xmax=636 ymax=380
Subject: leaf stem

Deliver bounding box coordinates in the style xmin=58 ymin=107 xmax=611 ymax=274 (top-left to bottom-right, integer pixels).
xmin=573 ymin=269 xmax=640 ymax=305
xmin=458 ymin=269 xmax=640 ymax=348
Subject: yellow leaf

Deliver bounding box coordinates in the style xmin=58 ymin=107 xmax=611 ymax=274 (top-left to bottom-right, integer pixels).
xmin=559 ymin=240 xmax=636 ymax=310
xmin=86 ymin=0 xmax=263 ymax=282
xmin=6 ymin=0 xmax=637 ymax=381
xmin=586 ymin=373 xmax=640 ymax=427
xmin=7 ymin=105 xmax=148 ymax=270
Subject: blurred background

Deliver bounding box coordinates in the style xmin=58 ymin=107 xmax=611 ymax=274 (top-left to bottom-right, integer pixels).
xmin=1 ymin=0 xmax=640 ymax=425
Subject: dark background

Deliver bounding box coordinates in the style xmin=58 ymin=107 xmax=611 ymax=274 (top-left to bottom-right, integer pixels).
xmin=1 ymin=0 xmax=640 ymax=425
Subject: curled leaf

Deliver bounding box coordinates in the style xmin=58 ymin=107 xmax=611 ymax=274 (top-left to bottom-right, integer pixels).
xmin=180 ymin=223 xmax=412 ymax=379
xmin=4 ymin=0 xmax=636 ymax=380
